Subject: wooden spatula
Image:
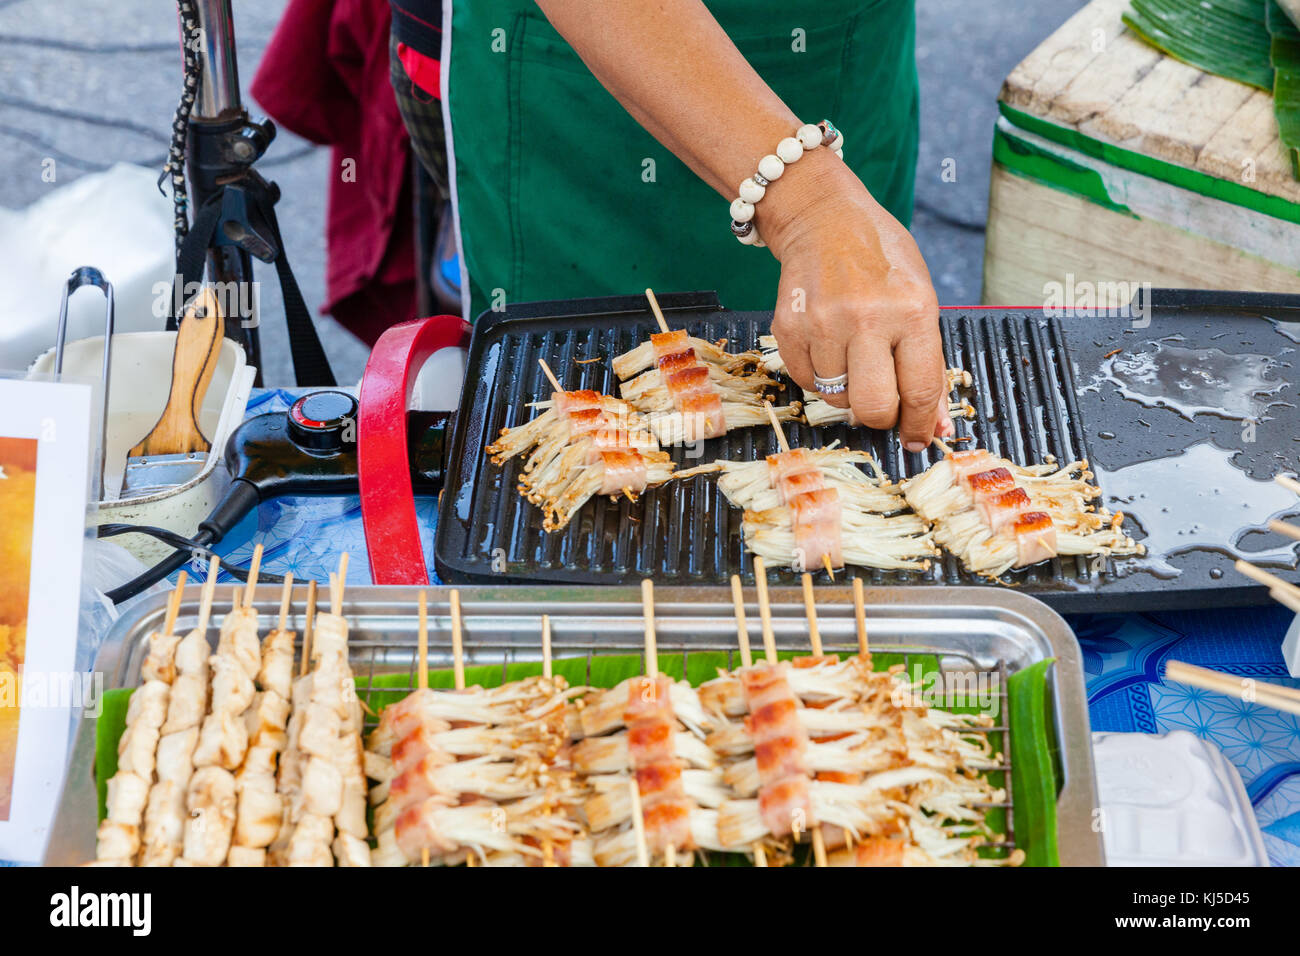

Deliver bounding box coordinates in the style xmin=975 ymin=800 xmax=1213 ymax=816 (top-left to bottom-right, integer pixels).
xmin=121 ymin=286 xmax=224 ymax=495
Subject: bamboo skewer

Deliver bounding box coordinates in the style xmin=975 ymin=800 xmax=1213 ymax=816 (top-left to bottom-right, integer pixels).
xmin=752 ymin=556 xmax=778 ymax=664
xmin=416 ymin=590 xmax=430 ymax=868
xmin=727 ymin=575 xmax=767 ymax=868
xmin=445 ymin=589 xmax=474 ymax=866
xmin=1271 ymin=587 xmax=1300 ymax=614
xmin=801 ymin=573 xmax=822 ymax=658
xmin=730 ymin=574 xmax=752 ymax=670
xmin=538 ymin=359 xmax=563 ymax=393
xmin=1234 ymin=559 xmax=1300 ymax=600
xmin=242 ymin=543 xmax=263 ymax=609
xmin=417 ymin=592 xmax=429 ymax=693
xmin=449 ymin=590 xmax=465 ymax=691
xmin=1268 ymin=518 xmax=1300 ymax=542
xmin=163 ymin=569 xmax=187 ymax=637
xmin=277 ymin=573 xmax=294 ymax=632
xmin=852 ymin=577 xmax=870 ymax=661
xmin=765 ymin=401 xmax=836 ymax=579
xmin=1166 ymin=659 xmax=1300 ymax=715
xmin=628 ymin=776 xmax=650 ymax=867
xmin=1276 ymin=474 xmax=1300 ymax=496
xmin=300 ymin=579 xmax=318 ymax=677
xmin=196 ymin=556 xmax=219 ymax=635
xmin=645 ymin=288 xmax=671 ymax=334
xmin=541 ymin=614 xmax=552 ymax=679
xmin=795 ymin=578 xmax=829 ymax=867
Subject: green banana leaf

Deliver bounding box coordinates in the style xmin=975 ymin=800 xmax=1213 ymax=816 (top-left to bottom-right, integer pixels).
xmin=1123 ymin=0 xmax=1300 ymax=179
xmin=1124 ymin=0 xmax=1274 ymax=89
xmin=1268 ymin=0 xmax=1300 ymax=177
xmin=95 ymin=651 xmax=1063 ymax=866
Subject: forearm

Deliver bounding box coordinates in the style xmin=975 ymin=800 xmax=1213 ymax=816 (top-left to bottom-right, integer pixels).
xmin=533 ymin=0 xmax=804 ymax=205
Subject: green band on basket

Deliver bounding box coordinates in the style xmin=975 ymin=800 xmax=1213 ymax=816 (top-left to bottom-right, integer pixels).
xmin=998 ymin=102 xmax=1300 ymax=226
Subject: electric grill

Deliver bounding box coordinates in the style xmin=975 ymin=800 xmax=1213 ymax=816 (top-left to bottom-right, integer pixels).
xmin=431 ymin=290 xmax=1300 ymax=611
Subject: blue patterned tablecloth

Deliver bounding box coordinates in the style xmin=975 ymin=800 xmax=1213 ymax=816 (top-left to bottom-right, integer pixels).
xmin=206 ymin=390 xmax=1300 ymax=866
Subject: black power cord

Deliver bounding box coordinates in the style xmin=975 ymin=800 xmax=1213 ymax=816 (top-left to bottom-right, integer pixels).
xmin=102 ymin=480 xmax=265 ymax=603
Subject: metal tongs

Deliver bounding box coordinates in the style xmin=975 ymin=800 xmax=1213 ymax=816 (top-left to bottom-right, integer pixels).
xmin=54 ymin=265 xmax=114 ymax=491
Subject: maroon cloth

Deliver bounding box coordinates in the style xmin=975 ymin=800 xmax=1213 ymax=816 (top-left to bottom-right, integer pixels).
xmin=251 ymin=0 xmax=415 ymax=345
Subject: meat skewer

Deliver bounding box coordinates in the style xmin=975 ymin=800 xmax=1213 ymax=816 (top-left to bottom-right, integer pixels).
xmin=95 ymin=573 xmax=187 ymax=864
xmin=609 ymin=289 xmax=801 ymax=444
xmin=729 ymin=574 xmax=767 ymax=868
xmin=139 ymin=559 xmax=218 ymax=866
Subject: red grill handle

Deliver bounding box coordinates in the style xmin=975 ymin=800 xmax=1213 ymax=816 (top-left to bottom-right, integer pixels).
xmin=358 ymin=315 xmax=472 ymax=585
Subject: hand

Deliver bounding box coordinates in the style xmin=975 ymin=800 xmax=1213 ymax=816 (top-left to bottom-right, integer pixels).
xmin=760 ymin=150 xmax=953 ymax=451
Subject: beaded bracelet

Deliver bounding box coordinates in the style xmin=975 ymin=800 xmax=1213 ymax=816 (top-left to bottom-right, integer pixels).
xmin=730 ymin=119 xmax=844 ymax=246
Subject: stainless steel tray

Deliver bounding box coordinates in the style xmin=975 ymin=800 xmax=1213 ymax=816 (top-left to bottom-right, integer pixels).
xmin=45 ymin=584 xmax=1103 ymax=866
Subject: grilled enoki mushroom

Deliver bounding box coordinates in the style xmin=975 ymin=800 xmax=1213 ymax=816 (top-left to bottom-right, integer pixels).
xmin=903 ymin=447 xmax=1143 ymax=577
xmin=678 ymin=445 xmax=937 ymax=572
xmin=701 ymin=655 xmax=1017 ymax=866
xmin=488 ymin=389 xmax=676 ymax=530
xmin=613 ymin=328 xmax=800 ymax=444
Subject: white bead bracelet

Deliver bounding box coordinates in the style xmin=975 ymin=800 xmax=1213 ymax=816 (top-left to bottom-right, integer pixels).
xmin=730 ymin=119 xmax=843 ymax=246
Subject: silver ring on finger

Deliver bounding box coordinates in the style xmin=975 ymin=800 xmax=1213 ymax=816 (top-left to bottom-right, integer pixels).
xmin=813 ymin=372 xmax=849 ymax=395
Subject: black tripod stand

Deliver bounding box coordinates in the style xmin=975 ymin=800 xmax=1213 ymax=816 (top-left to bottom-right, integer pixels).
xmin=165 ymin=0 xmax=335 ymax=387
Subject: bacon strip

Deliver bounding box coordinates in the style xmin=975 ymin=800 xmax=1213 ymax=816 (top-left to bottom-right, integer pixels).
xmin=679 ymin=392 xmax=727 ymax=441
xmin=777 ymin=469 xmax=826 ymax=505
xmin=964 ymin=467 xmax=1015 ymax=502
xmin=624 ymin=677 xmax=694 ymax=854
xmin=794 ymin=518 xmax=844 ymax=570
xmin=740 ymin=666 xmax=815 ymax=838
xmin=650 ymin=329 xmax=689 ymax=358
xmin=597 ymin=449 xmax=648 ymax=497
xmin=978 ymin=486 xmax=1031 ymax=533
xmin=656 ymin=348 xmax=698 ymax=375
xmin=552 ymin=390 xmax=604 ymax=416
xmin=665 ymin=364 xmax=712 ymax=397
xmin=949 ymin=448 xmax=996 ymax=481
xmin=766 ymin=448 xmax=814 ymax=483
xmin=1013 ymin=511 xmax=1058 ymax=567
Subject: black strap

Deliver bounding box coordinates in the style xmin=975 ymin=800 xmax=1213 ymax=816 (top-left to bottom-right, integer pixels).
xmin=167 ymin=180 xmax=337 ymax=387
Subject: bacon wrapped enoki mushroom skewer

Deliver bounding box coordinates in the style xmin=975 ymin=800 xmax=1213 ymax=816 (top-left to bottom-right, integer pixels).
xmin=679 ymin=422 xmax=937 ymax=573
xmin=95 ymin=575 xmax=187 ymax=864
xmin=368 ymin=592 xmax=587 ymax=866
xmin=577 ymin=580 xmax=733 ymax=867
xmin=757 ymin=335 xmax=975 ymax=425
xmin=903 ymin=446 xmax=1143 ymax=577
xmin=610 ymin=291 xmax=800 ymax=444
xmin=487 ymin=366 xmax=677 ymax=531
xmin=710 ymin=566 xmax=1018 ymax=865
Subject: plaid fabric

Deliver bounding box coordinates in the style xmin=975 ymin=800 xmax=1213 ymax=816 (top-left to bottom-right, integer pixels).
xmin=389 ymin=32 xmax=449 ymax=200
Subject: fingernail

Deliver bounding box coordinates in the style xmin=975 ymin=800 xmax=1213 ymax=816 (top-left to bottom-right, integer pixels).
xmin=904 ymin=441 xmax=926 ymax=453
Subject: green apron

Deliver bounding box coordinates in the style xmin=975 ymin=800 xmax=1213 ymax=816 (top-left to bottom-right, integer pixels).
xmin=446 ymin=0 xmax=919 ymax=321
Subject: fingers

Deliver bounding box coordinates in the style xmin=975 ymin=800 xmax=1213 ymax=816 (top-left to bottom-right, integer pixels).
xmin=893 ymin=318 xmax=947 ymax=452
xmin=846 ymin=333 xmax=899 ymax=430
xmin=808 ymin=333 xmax=850 ymax=408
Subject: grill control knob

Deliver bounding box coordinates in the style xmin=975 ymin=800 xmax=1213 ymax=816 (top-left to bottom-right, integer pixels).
xmin=288 ymin=391 xmax=358 ymax=453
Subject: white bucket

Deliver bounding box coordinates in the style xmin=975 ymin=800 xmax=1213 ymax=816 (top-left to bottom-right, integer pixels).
xmin=29 ymin=332 xmax=255 ymax=564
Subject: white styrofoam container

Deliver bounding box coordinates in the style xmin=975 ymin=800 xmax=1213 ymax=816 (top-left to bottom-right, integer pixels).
xmin=1093 ymin=730 xmax=1269 ymax=866
xmin=29 ymin=332 xmax=255 ymax=564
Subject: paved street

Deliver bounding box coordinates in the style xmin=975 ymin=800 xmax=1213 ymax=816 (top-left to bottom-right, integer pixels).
xmin=0 ymin=0 xmax=1085 ymax=384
